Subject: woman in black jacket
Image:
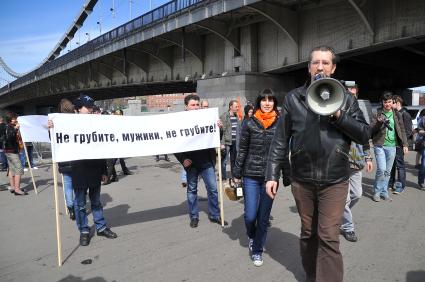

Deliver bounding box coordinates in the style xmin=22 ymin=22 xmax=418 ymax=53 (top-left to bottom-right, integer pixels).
xmin=233 ymin=89 xmax=279 ymax=267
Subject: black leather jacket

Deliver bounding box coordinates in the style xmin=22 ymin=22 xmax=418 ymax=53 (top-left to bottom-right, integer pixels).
xmin=234 ymin=114 xmax=284 ymax=179
xmin=266 ymin=84 xmax=370 ymax=186
xmin=72 ymin=159 xmax=107 ymax=189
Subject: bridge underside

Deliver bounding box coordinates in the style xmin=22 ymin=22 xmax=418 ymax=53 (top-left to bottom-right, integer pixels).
xmin=2 ymin=0 xmax=425 ymax=113
xmin=9 ymin=81 xmax=196 ymax=111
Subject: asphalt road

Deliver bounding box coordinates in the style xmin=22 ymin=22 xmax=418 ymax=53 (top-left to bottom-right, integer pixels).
xmin=0 ymin=153 xmax=424 ymax=282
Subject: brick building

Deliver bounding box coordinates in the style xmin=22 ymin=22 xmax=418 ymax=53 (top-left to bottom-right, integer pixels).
xmin=144 ymin=93 xmax=193 ymax=111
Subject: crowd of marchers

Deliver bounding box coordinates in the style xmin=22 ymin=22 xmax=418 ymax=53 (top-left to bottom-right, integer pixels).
xmin=2 ymin=45 xmax=423 ymax=282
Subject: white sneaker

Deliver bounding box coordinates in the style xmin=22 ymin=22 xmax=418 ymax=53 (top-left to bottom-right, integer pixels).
xmin=33 ymin=166 xmax=38 ymax=170
xmin=23 ymin=168 xmax=28 ymax=172
xmin=252 ymin=254 xmax=263 ymax=267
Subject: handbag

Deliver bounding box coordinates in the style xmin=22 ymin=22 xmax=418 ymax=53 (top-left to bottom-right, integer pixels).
xmin=224 ymin=179 xmax=243 ymax=201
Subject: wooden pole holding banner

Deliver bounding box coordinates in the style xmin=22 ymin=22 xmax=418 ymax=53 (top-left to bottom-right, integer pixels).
xmin=216 ymin=147 xmax=225 ymax=227
xmin=52 ymin=162 xmax=63 ymax=266
xmin=21 ymin=140 xmax=38 ymax=194
xmin=61 ymin=174 xmax=68 ymax=215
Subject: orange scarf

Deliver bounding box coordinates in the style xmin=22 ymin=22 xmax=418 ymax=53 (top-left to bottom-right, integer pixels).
xmin=254 ymin=109 xmax=277 ymax=129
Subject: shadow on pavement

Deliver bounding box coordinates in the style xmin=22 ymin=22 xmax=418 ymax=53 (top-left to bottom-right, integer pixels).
xmin=102 ymin=199 xmax=198 ymax=228
xmin=222 ymin=214 xmax=304 ymax=281
xmin=406 ymin=270 xmax=425 ymax=282
xmin=20 ymin=177 xmax=54 ymax=193
xmin=57 ymin=275 xmax=107 ymax=282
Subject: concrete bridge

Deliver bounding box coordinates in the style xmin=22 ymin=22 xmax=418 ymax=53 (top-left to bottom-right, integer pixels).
xmin=2 ymin=0 xmax=425 ymax=113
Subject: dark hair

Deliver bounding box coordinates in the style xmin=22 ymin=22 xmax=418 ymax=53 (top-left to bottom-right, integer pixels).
xmin=184 ymin=94 xmax=200 ymax=106
xmin=228 ymin=100 xmax=238 ymax=109
xmin=381 ymin=91 xmax=394 ymax=102
xmin=244 ymin=105 xmax=253 ymax=119
xmin=59 ymin=98 xmax=75 ymax=113
xmin=254 ymin=89 xmax=279 ymax=113
xmin=393 ymin=95 xmax=403 ymax=105
xmin=5 ymin=114 xmax=17 ymax=124
xmin=308 ymin=46 xmax=338 ymax=64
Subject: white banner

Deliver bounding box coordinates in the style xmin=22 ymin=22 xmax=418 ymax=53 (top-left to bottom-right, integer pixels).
xmin=17 ymin=115 xmax=50 ymax=143
xmin=48 ymin=108 xmax=220 ymax=162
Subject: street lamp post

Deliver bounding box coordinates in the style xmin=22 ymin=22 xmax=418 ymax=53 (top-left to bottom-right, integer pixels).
xmin=97 ymin=21 xmax=102 ymax=35
xmin=129 ymin=0 xmax=133 ymax=20
xmin=111 ymin=0 xmax=115 ymax=18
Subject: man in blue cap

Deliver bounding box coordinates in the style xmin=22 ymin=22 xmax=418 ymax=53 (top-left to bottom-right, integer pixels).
xmin=72 ymin=94 xmax=118 ymax=246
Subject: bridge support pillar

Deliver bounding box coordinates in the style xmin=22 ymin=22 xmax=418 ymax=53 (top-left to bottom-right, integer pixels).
xmin=196 ymin=73 xmax=295 ymax=114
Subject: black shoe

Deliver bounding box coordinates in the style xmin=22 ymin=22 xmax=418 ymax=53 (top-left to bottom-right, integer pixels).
xmin=111 ymin=176 xmax=118 ymax=182
xmin=208 ymin=216 xmax=228 ymax=226
xmin=164 ymin=157 xmax=170 ymax=162
xmin=13 ymin=190 xmax=28 ymax=196
xmin=68 ymin=206 xmax=75 ymax=221
xmin=190 ymin=218 xmax=199 ymax=228
xmin=123 ymin=170 xmax=133 ymax=175
xmin=80 ymin=233 xmax=90 ymax=246
xmin=341 ymin=230 xmax=358 ymax=242
xmin=97 ymin=228 xmax=117 ymax=239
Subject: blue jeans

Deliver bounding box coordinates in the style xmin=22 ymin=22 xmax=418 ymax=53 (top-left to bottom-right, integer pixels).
xmin=243 ymin=176 xmax=274 ymax=255
xmin=419 ymin=148 xmax=425 ymax=185
xmin=19 ymin=146 xmax=34 ymax=167
xmin=373 ymin=146 xmax=396 ymax=198
xmin=63 ymin=173 xmax=74 ymax=208
xmin=26 ymin=146 xmax=34 ymax=167
xmin=74 ymin=185 xmax=107 ymax=234
xmin=0 ymin=150 xmax=8 ymax=169
xmin=341 ymin=170 xmax=362 ymax=232
xmin=19 ymin=151 xmax=25 ymax=167
xmin=186 ymin=165 xmax=220 ymax=220
xmin=221 ymin=143 xmax=237 ymax=180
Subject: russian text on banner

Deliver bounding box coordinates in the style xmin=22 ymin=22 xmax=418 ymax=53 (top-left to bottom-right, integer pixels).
xmin=49 ymin=108 xmax=220 ymax=162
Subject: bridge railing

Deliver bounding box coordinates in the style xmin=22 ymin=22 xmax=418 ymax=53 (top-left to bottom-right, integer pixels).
xmin=6 ymin=0 xmax=204 ymax=92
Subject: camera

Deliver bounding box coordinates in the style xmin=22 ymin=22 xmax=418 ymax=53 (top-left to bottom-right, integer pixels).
xmin=380 ymin=113 xmax=393 ymax=131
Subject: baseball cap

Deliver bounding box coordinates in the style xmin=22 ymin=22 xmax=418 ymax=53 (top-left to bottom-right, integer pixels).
xmin=74 ymin=94 xmax=95 ymax=109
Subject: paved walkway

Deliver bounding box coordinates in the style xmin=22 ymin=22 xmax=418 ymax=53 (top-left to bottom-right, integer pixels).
xmin=0 ymin=154 xmax=424 ymax=282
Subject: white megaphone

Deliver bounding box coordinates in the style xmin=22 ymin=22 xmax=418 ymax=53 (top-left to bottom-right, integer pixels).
xmin=306 ymin=74 xmax=346 ymax=116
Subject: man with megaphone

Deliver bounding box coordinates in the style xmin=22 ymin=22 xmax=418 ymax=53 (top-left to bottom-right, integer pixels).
xmin=265 ymin=46 xmax=370 ymax=282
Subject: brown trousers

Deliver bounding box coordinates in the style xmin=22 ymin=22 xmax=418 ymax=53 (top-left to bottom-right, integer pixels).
xmin=291 ymin=180 xmax=348 ymax=282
